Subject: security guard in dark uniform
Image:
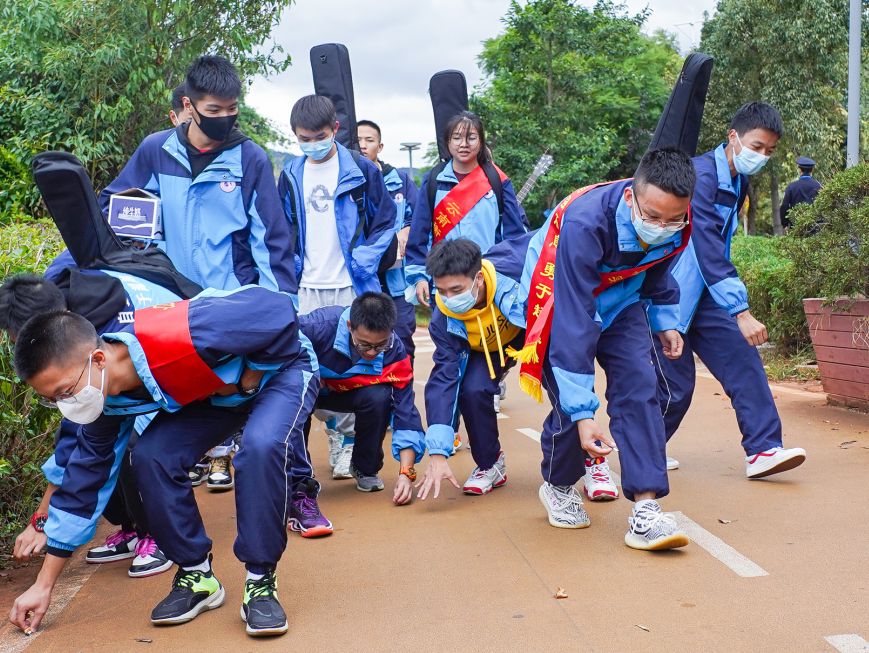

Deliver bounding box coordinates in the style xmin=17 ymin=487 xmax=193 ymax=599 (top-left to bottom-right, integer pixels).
xmin=780 ymin=156 xmax=822 ymax=229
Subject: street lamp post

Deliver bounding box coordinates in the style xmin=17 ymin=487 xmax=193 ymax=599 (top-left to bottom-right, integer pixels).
xmin=399 ymin=142 xmax=422 ymax=174
xmin=846 ymin=0 xmax=862 ymax=168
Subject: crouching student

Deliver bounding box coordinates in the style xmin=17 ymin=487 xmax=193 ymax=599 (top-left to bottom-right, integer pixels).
xmin=512 ymin=148 xmax=695 ymax=550
xmin=422 ymin=238 xmax=528 ymax=495
xmin=9 ymin=286 xmax=318 ymax=637
xmin=299 ymin=292 xmax=428 ymax=504
xmin=655 ymin=102 xmax=806 ymax=476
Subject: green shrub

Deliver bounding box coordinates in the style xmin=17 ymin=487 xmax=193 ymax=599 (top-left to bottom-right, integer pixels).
xmin=0 ymin=220 xmax=64 ymax=557
xmin=730 ymin=234 xmax=809 ymax=353
xmin=783 ymin=163 xmax=869 ymax=301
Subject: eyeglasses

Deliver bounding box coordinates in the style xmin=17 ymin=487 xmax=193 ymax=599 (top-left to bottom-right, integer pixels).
xmin=37 ymin=355 xmax=91 ymax=408
xmin=352 ymin=333 xmax=395 ymax=355
xmin=450 ymin=133 xmax=480 ymax=145
xmin=634 ymin=194 xmax=689 ymax=231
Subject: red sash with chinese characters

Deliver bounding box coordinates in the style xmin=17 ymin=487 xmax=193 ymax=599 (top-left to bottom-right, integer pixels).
xmin=511 ymin=181 xmax=692 ymax=402
xmin=134 ymin=301 xmax=226 ymax=406
xmin=431 ymin=164 xmax=509 ymax=243
xmin=321 ymin=356 xmax=414 ymax=393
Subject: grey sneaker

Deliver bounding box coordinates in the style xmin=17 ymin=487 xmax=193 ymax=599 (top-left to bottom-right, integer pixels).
xmin=539 ymin=482 xmax=590 ymax=529
xmin=332 ymin=445 xmax=354 ymax=479
xmin=350 ymin=463 xmax=384 ymax=492
xmin=625 ymin=499 xmax=689 ymax=551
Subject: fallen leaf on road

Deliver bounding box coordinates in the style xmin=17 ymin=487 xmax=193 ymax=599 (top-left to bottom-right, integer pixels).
xmin=718 ymin=518 xmax=734 ymax=524
xmin=554 ymin=587 xmax=568 ymax=599
xmin=635 ymin=624 xmax=651 ymax=632
xmin=839 ymin=440 xmax=857 ymax=448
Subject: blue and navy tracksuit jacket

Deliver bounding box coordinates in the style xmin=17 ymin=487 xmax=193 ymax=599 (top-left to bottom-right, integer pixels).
xmin=278 ymin=143 xmax=397 ymax=295
xmin=99 ymin=126 xmax=296 ymax=293
xmin=382 ymin=164 xmax=419 ymax=297
xmin=669 ymin=144 xmax=749 ymax=332
xmin=299 ymin=305 xmax=425 ymax=462
xmin=424 ymin=240 xmax=529 ymax=456
xmin=547 ymin=180 xmax=684 ymax=421
xmin=404 ymin=159 xmax=528 ymax=291
xmin=43 ymin=286 xmax=315 ymax=557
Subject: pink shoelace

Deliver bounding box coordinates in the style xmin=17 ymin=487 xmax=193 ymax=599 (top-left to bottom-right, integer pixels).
xmin=134 ymin=535 xmax=157 ymax=558
xmin=105 ymin=529 xmax=136 ymax=548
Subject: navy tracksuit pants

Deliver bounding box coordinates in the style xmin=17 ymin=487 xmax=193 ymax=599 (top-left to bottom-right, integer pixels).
xmin=653 ymin=291 xmax=783 ymax=456
xmin=305 ymin=384 xmax=393 ymax=476
xmin=540 ymin=302 xmax=669 ymax=502
xmin=131 ymin=362 xmax=318 ymax=574
xmin=457 ymin=334 xmax=522 ymax=471
xmin=392 ymin=295 xmax=417 ymax=363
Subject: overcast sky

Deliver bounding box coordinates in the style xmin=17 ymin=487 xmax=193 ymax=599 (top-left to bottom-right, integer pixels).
xmin=247 ymin=0 xmax=718 ymax=164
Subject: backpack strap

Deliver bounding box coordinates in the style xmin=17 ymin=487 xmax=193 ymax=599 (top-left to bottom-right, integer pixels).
xmin=348 ymin=150 xmax=367 ymax=253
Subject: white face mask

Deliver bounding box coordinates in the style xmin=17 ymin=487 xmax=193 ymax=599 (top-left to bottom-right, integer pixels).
xmin=56 ymin=354 xmax=106 ymax=424
xmin=732 ymin=133 xmax=770 ymax=176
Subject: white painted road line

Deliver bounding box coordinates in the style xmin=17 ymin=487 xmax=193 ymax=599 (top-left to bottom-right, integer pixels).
xmin=672 ymin=512 xmax=769 ymax=578
xmin=414 ymin=346 xmax=436 ymax=354
xmin=517 ymin=428 xmax=541 ymax=442
xmin=825 ymin=635 xmax=869 ymax=652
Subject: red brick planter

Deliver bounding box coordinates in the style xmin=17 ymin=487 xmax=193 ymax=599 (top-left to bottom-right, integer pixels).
xmin=803 ymin=298 xmax=869 ymax=410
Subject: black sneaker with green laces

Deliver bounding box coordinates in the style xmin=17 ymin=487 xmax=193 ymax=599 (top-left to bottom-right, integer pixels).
xmin=240 ymin=570 xmax=288 ymax=636
xmin=151 ymin=562 xmax=225 ymax=625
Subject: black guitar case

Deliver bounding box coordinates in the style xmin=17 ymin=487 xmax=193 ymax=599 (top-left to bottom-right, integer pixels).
xmin=429 ymin=70 xmax=469 ymax=162
xmin=30 ymin=151 xmax=202 ymax=299
xmin=647 ymin=53 xmax=714 ymax=157
xmin=310 ymin=43 xmax=358 ymax=150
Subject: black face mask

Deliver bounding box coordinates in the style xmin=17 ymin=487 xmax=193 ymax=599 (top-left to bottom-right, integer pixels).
xmin=192 ymin=105 xmax=237 ymax=142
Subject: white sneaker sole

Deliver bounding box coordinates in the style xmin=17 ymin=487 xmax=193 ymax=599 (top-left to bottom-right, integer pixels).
xmin=85 ymin=550 xmax=137 ymax=564
xmin=206 ymin=480 xmax=234 ymax=491
xmin=240 ymin=605 xmax=289 ymax=636
xmin=332 ymin=469 xmax=353 ymax=480
xmin=128 ymin=558 xmax=174 ymax=578
xmin=355 ymin=482 xmax=385 ymax=492
xmin=583 ymin=484 xmax=620 ymax=502
xmin=151 ymin=586 xmax=225 ymax=625
xmin=746 ymin=449 xmax=806 ymax=479
xmin=625 ymin=531 xmax=690 ymax=551
xmin=538 ymin=485 xmax=591 ymax=529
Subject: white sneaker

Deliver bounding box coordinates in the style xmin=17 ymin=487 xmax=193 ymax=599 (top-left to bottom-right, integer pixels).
xmin=666 ymin=456 xmax=680 ymax=471
xmin=745 ymin=446 xmax=806 ymax=479
xmin=494 ymin=394 xmax=501 ymax=413
xmin=499 ymin=379 xmax=507 ymax=400
xmin=332 ymin=444 xmax=354 ymax=479
xmin=625 ymin=499 xmax=689 ymax=551
xmin=326 ymin=429 xmax=343 ymax=469
xmin=462 ymin=451 xmax=507 ymax=495
xmin=538 ymin=482 xmax=590 ymax=529
xmin=583 ymin=457 xmax=619 ymax=501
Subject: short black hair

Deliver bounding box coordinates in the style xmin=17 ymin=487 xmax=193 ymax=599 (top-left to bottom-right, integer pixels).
xmin=349 ymin=292 xmax=396 ymax=333
xmin=357 ymin=120 xmax=382 ymax=140
xmin=427 ymin=238 xmax=482 ymax=280
xmin=730 ymin=102 xmax=784 ymax=138
xmin=185 ymin=55 xmax=241 ymax=102
xmin=634 ymin=147 xmax=696 ymax=199
xmin=171 ymin=84 xmax=186 ymax=111
xmin=14 ymin=311 xmax=99 ymax=381
xmin=290 ymin=95 xmax=337 ymax=133
xmin=798 ymin=166 xmax=814 ymax=176
xmin=0 ymin=274 xmax=67 ymax=338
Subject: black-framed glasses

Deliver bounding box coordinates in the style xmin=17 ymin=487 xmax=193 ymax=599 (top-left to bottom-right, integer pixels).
xmin=633 ymin=194 xmax=689 ymax=231
xmin=352 ymin=333 xmax=395 ymax=355
xmin=37 ymin=355 xmax=92 ymax=408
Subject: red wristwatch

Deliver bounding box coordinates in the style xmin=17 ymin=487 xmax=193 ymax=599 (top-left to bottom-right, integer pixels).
xmin=399 ymin=466 xmax=417 ymax=482
xmin=30 ymin=512 xmax=48 ymax=533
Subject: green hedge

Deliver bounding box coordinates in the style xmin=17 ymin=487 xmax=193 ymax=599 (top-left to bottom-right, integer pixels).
xmin=0 ymin=221 xmax=64 ymax=557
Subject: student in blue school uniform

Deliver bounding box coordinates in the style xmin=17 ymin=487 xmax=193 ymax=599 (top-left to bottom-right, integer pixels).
xmin=357 ymin=119 xmax=420 ymax=361
xmin=8 ymin=286 xmax=318 ymax=638
xmin=278 ymin=96 xmax=397 ymax=480
xmin=299 ymin=292 xmax=430 ymax=504
xmin=654 ymin=102 xmax=806 ymax=477
xmin=500 ymin=148 xmax=696 ymax=551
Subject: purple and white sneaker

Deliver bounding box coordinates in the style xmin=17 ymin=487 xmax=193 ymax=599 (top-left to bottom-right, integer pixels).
xmin=287 ymin=483 xmax=333 ymax=539
xmin=85 ymin=529 xmax=138 ymax=563
xmin=128 ymin=534 xmax=173 ymax=578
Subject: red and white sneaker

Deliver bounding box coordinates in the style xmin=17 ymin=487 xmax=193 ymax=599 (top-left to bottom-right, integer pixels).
xmin=583 ymin=457 xmax=620 ymax=501
xmin=746 ymin=446 xmax=806 ymax=479
xmin=462 ymin=451 xmax=507 ymax=495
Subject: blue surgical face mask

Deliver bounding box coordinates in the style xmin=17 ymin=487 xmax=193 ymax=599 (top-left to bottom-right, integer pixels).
xmin=630 ymin=199 xmax=677 ymax=246
xmin=442 ymin=277 xmax=480 ymax=314
xmin=300 ymin=136 xmax=335 ymax=161
xmin=732 ymin=133 xmax=770 ymax=176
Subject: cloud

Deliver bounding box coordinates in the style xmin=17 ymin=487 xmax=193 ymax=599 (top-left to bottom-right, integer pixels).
xmin=247 ymin=0 xmax=716 ymax=165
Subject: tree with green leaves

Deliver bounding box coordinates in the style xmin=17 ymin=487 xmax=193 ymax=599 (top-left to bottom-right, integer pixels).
xmin=697 ymin=0 xmax=868 ymax=235
xmin=472 ymin=0 xmax=681 ymax=225
xmin=0 ymin=0 xmax=293 ymax=222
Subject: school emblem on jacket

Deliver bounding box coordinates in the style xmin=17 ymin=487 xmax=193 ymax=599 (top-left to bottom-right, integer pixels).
xmin=220 ymin=181 xmax=237 ymax=193
xmin=394 ymin=192 xmax=404 ymax=203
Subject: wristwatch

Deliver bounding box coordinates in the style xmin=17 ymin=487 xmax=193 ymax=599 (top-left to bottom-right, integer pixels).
xmin=399 ymin=466 xmax=417 ymax=482
xmin=30 ymin=512 xmax=48 ymax=533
